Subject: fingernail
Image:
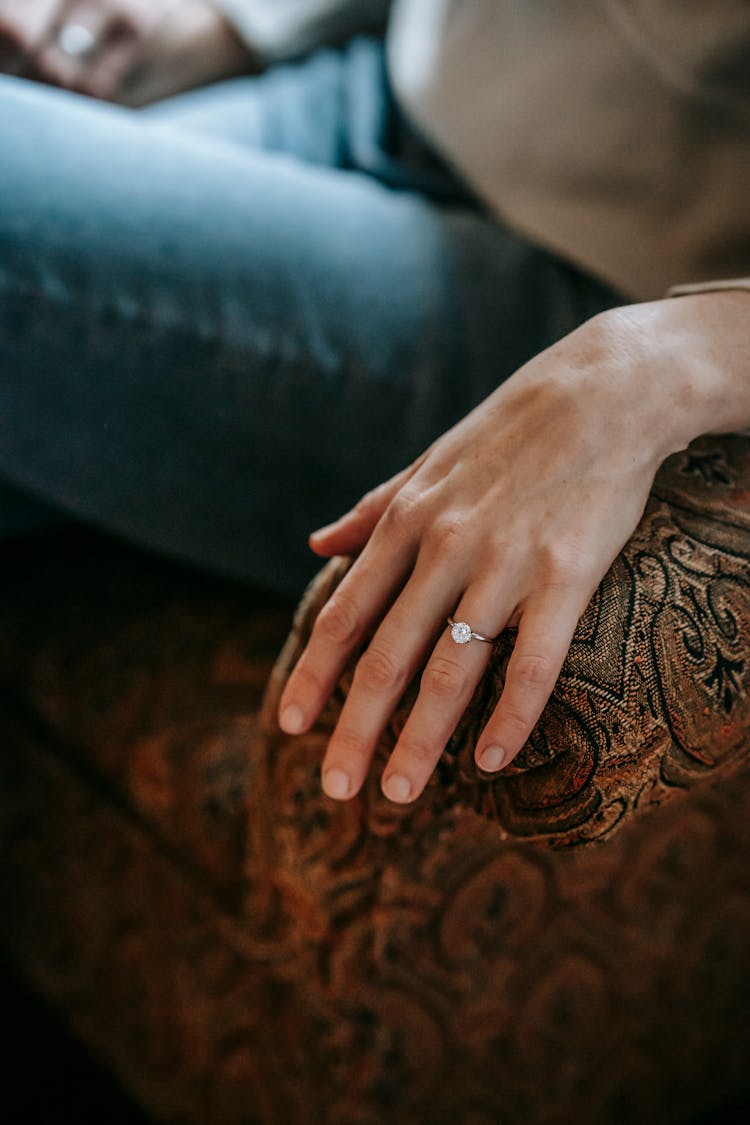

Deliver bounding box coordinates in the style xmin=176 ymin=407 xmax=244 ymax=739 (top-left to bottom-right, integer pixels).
xmin=382 ymin=773 xmax=412 ymax=803
xmin=280 ymin=704 xmax=305 ymax=734
xmin=478 ymin=745 xmax=506 ymax=772
xmin=323 ymin=768 xmax=351 ymax=800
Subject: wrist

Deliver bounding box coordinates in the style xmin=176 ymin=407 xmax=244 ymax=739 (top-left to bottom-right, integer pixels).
xmin=660 ymin=290 xmax=750 ymax=441
xmin=602 ymin=292 xmax=750 ymax=458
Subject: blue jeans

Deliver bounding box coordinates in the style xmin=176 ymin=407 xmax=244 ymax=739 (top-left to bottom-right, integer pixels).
xmin=0 ymin=39 xmax=621 ymax=595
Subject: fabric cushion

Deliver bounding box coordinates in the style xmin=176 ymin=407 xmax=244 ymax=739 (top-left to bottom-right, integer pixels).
xmin=0 ymin=532 xmax=292 ymax=906
xmin=0 ymin=434 xmax=749 ymax=1123
xmin=251 ymin=434 xmax=750 ymax=1121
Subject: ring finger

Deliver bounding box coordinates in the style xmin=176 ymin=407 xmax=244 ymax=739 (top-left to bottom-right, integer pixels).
xmin=381 ymin=582 xmax=517 ymax=803
xmin=32 ymin=1 xmax=110 ymax=89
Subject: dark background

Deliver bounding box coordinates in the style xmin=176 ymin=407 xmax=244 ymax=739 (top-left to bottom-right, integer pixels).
xmin=1 ymin=954 xmax=748 ymax=1124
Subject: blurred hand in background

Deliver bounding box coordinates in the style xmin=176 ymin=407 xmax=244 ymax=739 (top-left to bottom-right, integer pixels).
xmin=0 ymin=0 xmax=259 ymax=105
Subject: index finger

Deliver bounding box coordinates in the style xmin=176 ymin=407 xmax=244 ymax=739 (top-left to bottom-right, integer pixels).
xmin=278 ymin=492 xmax=423 ymax=735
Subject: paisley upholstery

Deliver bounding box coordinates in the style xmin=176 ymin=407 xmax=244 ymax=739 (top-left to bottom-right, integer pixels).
xmin=1 ymin=435 xmax=749 ymax=1124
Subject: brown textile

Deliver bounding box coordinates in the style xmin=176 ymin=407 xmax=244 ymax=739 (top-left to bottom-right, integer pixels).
xmin=1 ymin=435 xmax=750 ymax=1123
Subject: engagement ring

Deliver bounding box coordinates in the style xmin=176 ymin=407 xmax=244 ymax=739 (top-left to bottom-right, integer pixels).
xmin=57 ymin=23 xmax=98 ymax=59
xmin=448 ymin=618 xmax=497 ymax=646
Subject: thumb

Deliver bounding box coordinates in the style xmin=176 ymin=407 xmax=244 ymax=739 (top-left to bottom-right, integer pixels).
xmin=309 ymin=455 xmax=427 ymax=557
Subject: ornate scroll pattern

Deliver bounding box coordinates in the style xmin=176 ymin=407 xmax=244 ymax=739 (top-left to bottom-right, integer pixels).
xmin=3 ymin=721 xmax=749 ymax=1124
xmin=248 ymin=435 xmax=750 ymax=1121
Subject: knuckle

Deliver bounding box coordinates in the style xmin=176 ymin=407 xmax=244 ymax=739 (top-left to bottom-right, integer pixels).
xmin=383 ymin=488 xmax=423 ymax=538
xmin=315 ymin=592 xmax=362 ymax=647
xmin=539 ymin=541 xmax=585 ymax=588
xmin=329 ymin=726 xmax=369 ymax=761
xmin=424 ymin=513 xmax=466 ymax=559
xmin=356 ymin=646 xmax=405 ymax=694
xmin=421 ymin=656 xmax=467 ymax=700
xmin=514 ymin=652 xmax=554 ymax=688
xmin=289 ymin=661 xmax=324 ymax=698
xmin=353 ymin=489 xmax=376 ymax=518
xmin=499 ymin=703 xmax=532 ymax=739
xmin=398 ymin=737 xmax=436 ymax=766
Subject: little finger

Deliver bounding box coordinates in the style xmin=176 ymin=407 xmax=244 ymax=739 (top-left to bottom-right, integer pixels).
xmin=475 ymin=585 xmax=591 ymax=773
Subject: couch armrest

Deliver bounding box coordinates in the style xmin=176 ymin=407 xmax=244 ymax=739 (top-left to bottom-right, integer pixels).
xmin=261 ymin=435 xmax=750 ymax=847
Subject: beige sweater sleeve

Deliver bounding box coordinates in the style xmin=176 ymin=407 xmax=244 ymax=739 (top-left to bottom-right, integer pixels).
xmin=211 ymin=0 xmax=390 ymax=60
xmin=667 ymin=278 xmax=750 ymax=298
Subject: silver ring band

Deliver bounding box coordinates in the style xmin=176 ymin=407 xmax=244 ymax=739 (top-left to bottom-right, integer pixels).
xmin=448 ymin=617 xmax=498 ymax=646
xmin=57 ymin=23 xmax=98 ymax=59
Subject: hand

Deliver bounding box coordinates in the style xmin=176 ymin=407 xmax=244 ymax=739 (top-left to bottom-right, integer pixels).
xmin=279 ymin=294 xmax=750 ymax=805
xmin=0 ymin=0 xmax=256 ymax=105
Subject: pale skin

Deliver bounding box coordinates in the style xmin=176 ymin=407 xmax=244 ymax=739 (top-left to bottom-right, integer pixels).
xmin=279 ymin=291 xmax=750 ymax=804
xmin=0 ymin=0 xmax=256 ymax=105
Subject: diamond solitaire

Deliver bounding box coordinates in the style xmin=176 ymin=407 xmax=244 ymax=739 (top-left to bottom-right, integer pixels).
xmin=447 ymin=617 xmax=498 ymax=646
xmin=451 ymin=621 xmax=473 ymax=644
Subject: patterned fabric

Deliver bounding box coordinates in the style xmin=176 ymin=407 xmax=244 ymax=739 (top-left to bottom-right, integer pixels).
xmin=1 ymin=435 xmax=750 ymax=1123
